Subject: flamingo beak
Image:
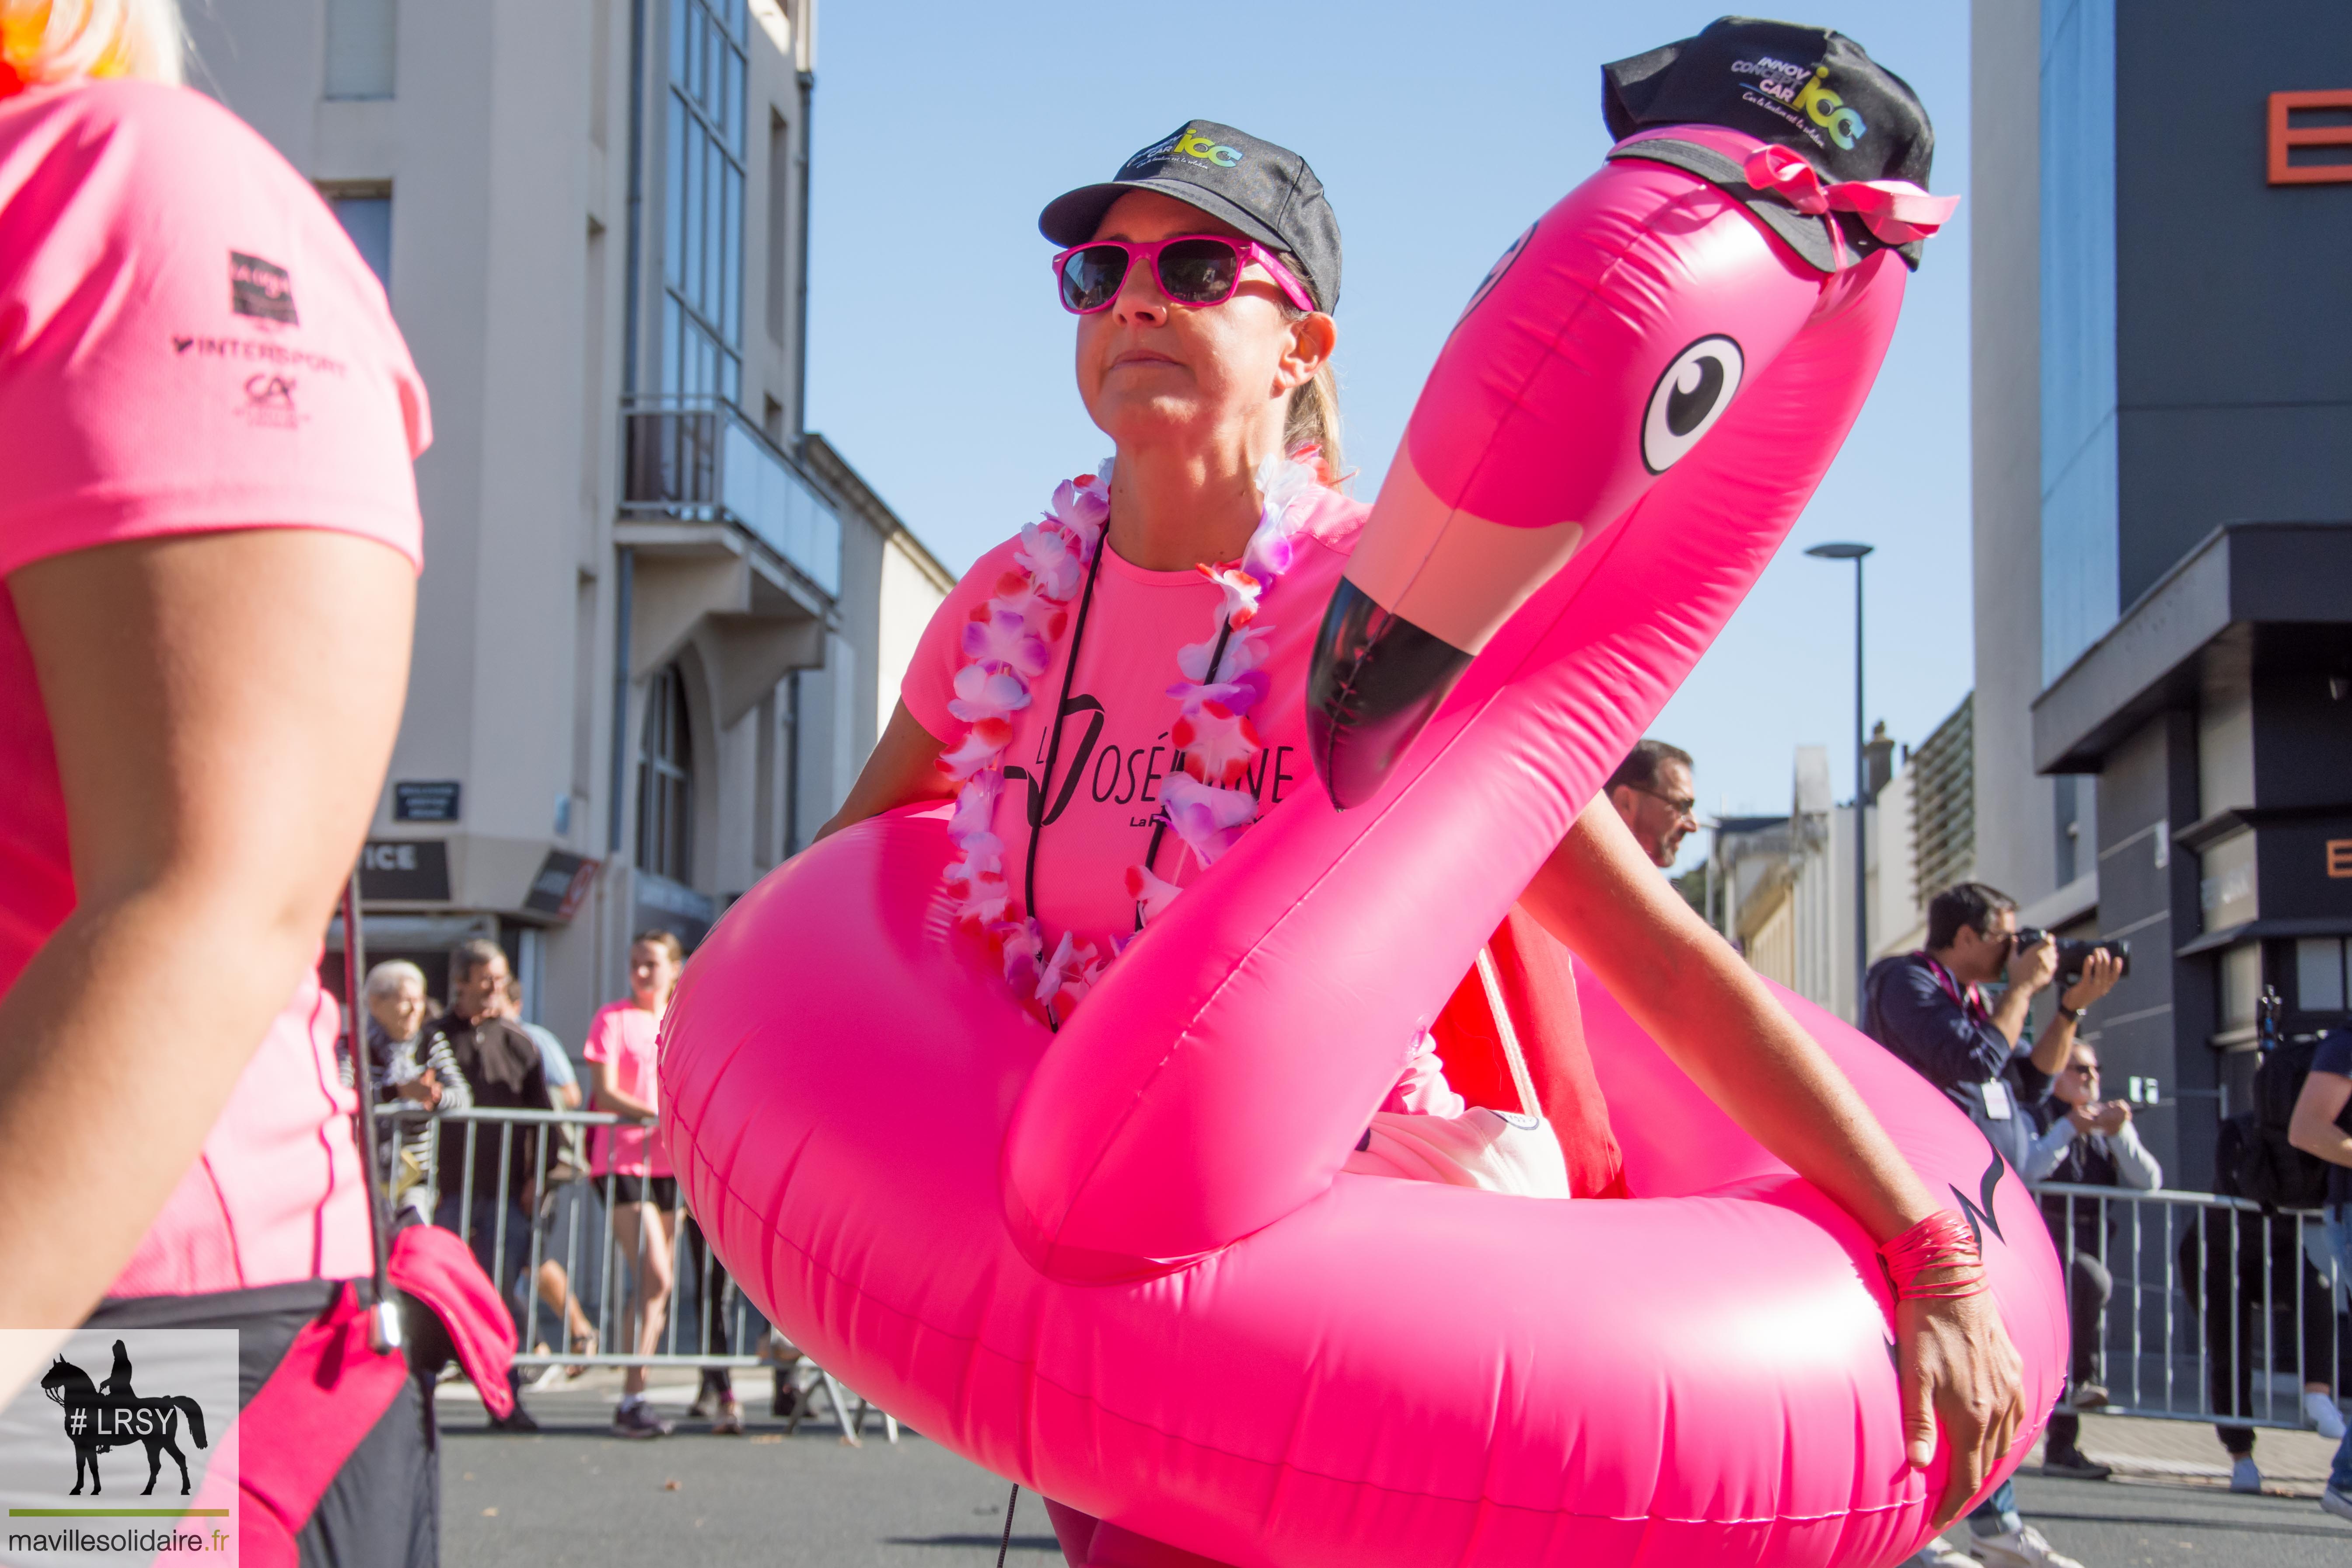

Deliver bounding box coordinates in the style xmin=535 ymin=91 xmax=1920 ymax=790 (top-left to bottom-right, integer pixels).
xmin=1305 ymin=579 xmax=1473 ymax=809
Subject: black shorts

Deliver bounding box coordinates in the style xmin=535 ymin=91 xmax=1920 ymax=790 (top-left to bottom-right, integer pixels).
xmin=87 ymin=1279 xmax=437 ymax=1568
xmin=606 ymin=1173 xmax=678 ymax=1208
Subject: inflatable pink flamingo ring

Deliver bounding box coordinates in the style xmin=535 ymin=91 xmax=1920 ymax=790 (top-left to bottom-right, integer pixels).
xmin=661 ymin=21 xmax=2067 ymax=1567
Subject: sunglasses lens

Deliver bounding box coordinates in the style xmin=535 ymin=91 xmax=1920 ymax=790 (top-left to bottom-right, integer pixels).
xmin=1156 ymin=238 xmax=1240 ymax=304
xmin=1060 ymin=245 xmax=1128 ymax=313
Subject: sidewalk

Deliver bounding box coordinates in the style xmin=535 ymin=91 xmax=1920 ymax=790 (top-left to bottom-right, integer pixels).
xmin=2043 ymin=1412 xmax=2339 ymax=1499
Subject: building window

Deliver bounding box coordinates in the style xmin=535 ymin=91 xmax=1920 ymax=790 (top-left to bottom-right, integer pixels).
xmin=324 ymin=188 xmax=393 ymax=289
xmin=2300 ymin=937 xmax=2350 ymax=1014
xmin=2037 ymin=0 xmax=2118 ymax=683
xmin=661 ymin=0 xmax=747 ymax=405
xmin=636 ymin=663 xmax=695 ymax=882
xmin=325 ymin=0 xmax=398 ymax=100
xmin=1909 ymin=694 xmax=1975 ymax=905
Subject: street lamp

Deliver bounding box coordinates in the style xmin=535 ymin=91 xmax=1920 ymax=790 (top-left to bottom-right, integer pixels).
xmin=1805 ymin=541 xmax=1874 ymax=1021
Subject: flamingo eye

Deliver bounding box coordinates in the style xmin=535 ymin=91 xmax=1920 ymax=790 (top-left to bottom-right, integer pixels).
xmin=1641 ymin=335 xmax=1744 ymax=473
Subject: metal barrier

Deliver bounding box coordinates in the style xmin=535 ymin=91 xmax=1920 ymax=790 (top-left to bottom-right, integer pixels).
xmin=371 ymin=1103 xmax=895 ymax=1437
xmin=371 ymin=1107 xmax=2349 ymax=1440
xmin=2030 ymin=1180 xmax=2346 ymax=1433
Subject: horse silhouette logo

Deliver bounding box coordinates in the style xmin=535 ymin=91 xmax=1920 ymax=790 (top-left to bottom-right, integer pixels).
xmin=37 ymin=1341 xmax=210 ymax=1496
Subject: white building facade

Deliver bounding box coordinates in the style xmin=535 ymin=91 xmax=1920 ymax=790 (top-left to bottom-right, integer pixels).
xmin=189 ymin=0 xmax=945 ymax=1044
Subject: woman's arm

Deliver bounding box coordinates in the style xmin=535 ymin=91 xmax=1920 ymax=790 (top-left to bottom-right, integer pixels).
xmin=813 ymin=699 xmax=954 ymax=843
xmin=590 ymin=1058 xmax=659 ymax=1123
xmin=1521 ymin=797 xmax=2023 ymax=1526
xmin=0 ymin=530 xmax=413 ymax=1339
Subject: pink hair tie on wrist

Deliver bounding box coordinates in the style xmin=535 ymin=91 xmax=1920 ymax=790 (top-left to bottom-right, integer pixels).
xmin=1879 ymin=1211 xmax=1990 ymax=1302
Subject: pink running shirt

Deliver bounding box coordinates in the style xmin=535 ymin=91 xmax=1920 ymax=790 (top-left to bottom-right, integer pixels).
xmin=904 ymin=484 xmax=1365 ymax=950
xmin=904 ymin=484 xmax=1462 ymax=1118
xmin=583 ymin=1002 xmax=673 ymax=1179
xmin=0 ymin=81 xmax=431 ymax=1298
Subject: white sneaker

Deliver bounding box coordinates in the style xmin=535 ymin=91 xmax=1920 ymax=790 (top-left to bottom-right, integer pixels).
xmin=1967 ymin=1524 xmax=2085 ymax=1568
xmin=1911 ymin=1537 xmax=1975 ymax=1566
xmin=2308 ymin=1390 xmax=2348 ymax=1441
xmin=2321 ymin=1486 xmax=2352 ymax=1523
xmin=2230 ymin=1456 xmax=2263 ymax=1494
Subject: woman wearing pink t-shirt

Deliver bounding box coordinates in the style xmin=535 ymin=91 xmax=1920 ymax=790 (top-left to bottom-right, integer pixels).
xmin=818 ymin=122 xmax=2026 ymax=1564
xmin=0 ymin=0 xmax=436 ymax=1555
xmin=585 ymin=929 xmax=693 ymax=1437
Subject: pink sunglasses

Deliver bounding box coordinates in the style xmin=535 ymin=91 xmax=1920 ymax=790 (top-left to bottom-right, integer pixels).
xmin=1052 ymin=234 xmax=1316 ymax=315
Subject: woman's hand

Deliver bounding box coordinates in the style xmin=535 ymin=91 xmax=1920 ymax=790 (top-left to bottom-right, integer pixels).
xmin=1526 ymin=800 xmax=2034 ymax=1507
xmin=1897 ymin=1290 xmax=2027 ymax=1528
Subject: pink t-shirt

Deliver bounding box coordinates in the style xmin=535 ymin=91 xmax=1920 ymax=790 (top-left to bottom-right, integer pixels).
xmin=0 ymin=81 xmax=431 ymax=1298
xmin=903 ymin=484 xmax=1463 ymax=1118
xmin=905 ymin=485 xmax=1364 ymax=947
xmin=584 ymin=1002 xmax=673 ymax=1179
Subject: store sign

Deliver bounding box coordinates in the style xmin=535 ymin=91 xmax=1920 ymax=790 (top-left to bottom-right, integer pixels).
xmin=522 ymin=850 xmax=601 ymax=922
xmin=2268 ymin=90 xmax=2352 ymax=186
xmin=360 ymin=838 xmax=452 ymax=901
xmin=393 ymin=779 xmax=462 ymax=821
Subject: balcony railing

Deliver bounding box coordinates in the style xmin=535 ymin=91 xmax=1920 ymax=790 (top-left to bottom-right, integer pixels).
xmin=621 ymin=395 xmax=842 ymax=597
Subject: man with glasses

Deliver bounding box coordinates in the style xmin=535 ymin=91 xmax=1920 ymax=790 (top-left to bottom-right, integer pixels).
xmin=2022 ymin=1042 xmax=2160 ymax=1481
xmin=1863 ymin=882 xmax=2120 ymax=1568
xmin=1604 ymin=739 xmax=1698 ymax=869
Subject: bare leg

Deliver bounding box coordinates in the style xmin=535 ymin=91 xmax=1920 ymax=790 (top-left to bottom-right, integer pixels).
xmin=613 ymin=1203 xmax=674 ymax=1400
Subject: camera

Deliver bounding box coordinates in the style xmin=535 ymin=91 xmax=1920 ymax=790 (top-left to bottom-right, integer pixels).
xmin=2013 ymin=927 xmax=2130 ymax=986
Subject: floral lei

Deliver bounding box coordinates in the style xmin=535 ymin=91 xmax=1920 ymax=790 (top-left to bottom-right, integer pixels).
xmin=940 ymin=452 xmax=1325 ymax=1025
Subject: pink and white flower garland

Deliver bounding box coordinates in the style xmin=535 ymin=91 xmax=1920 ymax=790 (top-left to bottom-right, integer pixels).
xmin=940 ymin=453 xmax=1324 ymax=1024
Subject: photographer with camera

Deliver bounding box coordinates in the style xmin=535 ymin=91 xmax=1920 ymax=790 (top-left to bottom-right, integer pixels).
xmin=1865 ymin=883 xmax=2125 ymax=1132
xmin=1864 ymin=882 xmax=2122 ymax=1568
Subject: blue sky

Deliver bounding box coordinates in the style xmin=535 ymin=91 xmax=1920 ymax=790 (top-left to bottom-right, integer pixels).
xmin=804 ymin=3 xmax=1976 ymax=870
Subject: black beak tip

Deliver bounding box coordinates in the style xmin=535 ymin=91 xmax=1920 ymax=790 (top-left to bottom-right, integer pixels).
xmin=1307 ymin=579 xmax=1473 ymax=810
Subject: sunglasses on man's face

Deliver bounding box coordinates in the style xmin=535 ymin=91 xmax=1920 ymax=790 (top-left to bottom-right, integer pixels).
xmin=1053 ymin=234 xmax=1315 ymax=316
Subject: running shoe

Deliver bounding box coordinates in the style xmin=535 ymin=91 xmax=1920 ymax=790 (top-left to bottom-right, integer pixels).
xmin=2230 ymin=1456 xmax=2263 ymax=1494
xmin=2066 ymin=1383 xmax=2107 ymax=1410
xmin=2307 ymin=1390 xmax=2348 ymax=1441
xmin=613 ymin=1400 xmax=674 ymax=1439
xmin=1910 ymin=1537 xmax=1975 ymax=1566
xmin=711 ymin=1396 xmax=746 ymax=1435
xmin=2320 ymin=1486 xmax=2352 ymax=1523
xmin=1967 ymin=1524 xmax=2084 ymax=1568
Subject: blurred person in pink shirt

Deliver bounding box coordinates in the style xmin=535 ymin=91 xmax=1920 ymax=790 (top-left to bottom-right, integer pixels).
xmin=0 ymin=0 xmax=433 ymax=1554
xmin=586 ymin=930 xmax=699 ymax=1437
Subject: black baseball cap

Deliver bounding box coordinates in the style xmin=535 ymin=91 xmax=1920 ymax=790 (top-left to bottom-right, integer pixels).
xmin=1039 ymin=121 xmax=1343 ymax=312
xmin=1602 ymin=17 xmax=1934 ymax=189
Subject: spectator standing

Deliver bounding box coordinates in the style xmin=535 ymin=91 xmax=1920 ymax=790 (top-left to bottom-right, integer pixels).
xmin=495 ymin=975 xmax=598 ymax=1376
xmin=1604 ymin=739 xmax=1698 ymax=869
xmin=587 ymin=930 xmax=716 ymax=1436
xmin=1863 ymin=882 xmax=2120 ymax=1568
xmin=2286 ymin=1027 xmax=2352 ymax=1522
xmin=427 ymin=938 xmax=547 ymax=1432
xmin=2023 ymin=1042 xmax=2160 ymax=1479
xmin=365 ymin=959 xmax=470 ymax=1219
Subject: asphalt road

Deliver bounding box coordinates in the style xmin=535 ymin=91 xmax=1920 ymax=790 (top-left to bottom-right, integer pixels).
xmin=439 ymin=1380 xmax=2352 ymax=1567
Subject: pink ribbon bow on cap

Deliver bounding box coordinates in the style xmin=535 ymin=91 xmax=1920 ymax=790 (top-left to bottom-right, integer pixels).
xmin=1741 ymin=144 xmax=1960 ymax=248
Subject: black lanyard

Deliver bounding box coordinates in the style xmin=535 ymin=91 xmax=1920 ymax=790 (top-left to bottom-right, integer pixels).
xmin=1021 ymin=538 xmax=1108 ymax=927
xmin=1020 ymin=537 xmax=1244 ymax=949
